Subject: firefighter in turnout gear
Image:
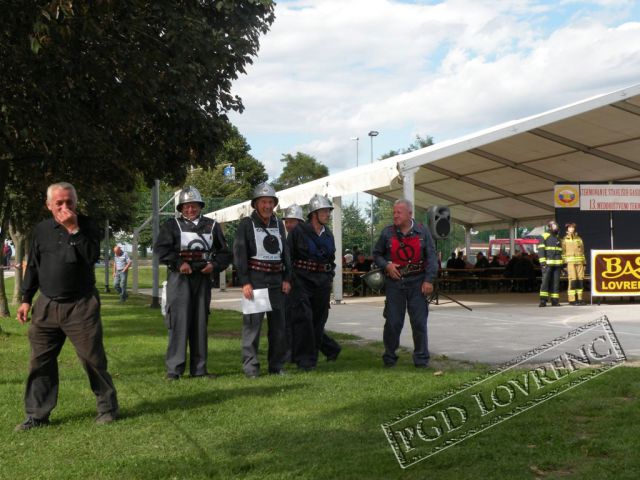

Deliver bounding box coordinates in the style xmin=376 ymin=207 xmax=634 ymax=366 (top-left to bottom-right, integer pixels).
xmin=155 ymin=186 xmax=232 ymax=380
xmin=234 ymin=183 xmax=291 ymax=377
xmin=539 ymin=220 xmax=563 ymax=307
xmin=561 ymin=222 xmax=586 ymax=305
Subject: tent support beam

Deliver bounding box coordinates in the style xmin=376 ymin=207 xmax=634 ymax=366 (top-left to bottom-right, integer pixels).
xmin=530 ymin=128 xmax=640 ymax=173
xmin=469 ymin=148 xmax=567 ymax=183
xmin=423 ymin=164 xmax=554 ymax=212
xmin=413 ymin=185 xmax=514 ymax=221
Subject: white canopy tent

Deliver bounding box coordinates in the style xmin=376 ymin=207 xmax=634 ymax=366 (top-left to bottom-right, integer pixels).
xmin=207 ymin=83 xmax=640 ymax=302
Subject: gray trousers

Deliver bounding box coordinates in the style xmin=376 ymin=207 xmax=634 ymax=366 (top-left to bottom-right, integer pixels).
xmin=165 ymin=271 xmax=212 ymax=376
xmin=242 ymin=287 xmax=287 ymax=375
xmin=25 ymin=292 xmax=118 ymax=419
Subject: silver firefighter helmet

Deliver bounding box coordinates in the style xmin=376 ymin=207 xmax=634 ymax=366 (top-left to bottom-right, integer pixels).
xmin=307 ymin=194 xmax=333 ymax=217
xmin=283 ymin=204 xmax=305 ymax=221
xmin=176 ymin=186 xmax=205 ymax=212
xmin=362 ymin=269 xmax=385 ymax=290
xmin=251 ymin=182 xmax=279 ymax=208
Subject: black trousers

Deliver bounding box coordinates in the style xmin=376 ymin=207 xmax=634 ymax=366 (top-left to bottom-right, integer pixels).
xmin=24 ymin=292 xmax=118 ymax=420
xmin=291 ymin=279 xmax=332 ymax=369
xmin=540 ymin=266 xmax=561 ymax=303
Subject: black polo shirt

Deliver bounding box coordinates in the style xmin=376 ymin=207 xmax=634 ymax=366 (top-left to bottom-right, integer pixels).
xmin=21 ymin=214 xmax=100 ymax=304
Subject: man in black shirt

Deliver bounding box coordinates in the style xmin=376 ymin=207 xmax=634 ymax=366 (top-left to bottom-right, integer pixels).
xmin=15 ymin=182 xmax=119 ymax=431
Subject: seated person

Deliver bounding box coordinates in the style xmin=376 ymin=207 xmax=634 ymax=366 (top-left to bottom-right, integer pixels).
xmin=446 ymin=252 xmax=457 ymax=269
xmin=475 ymin=252 xmax=490 ymax=269
xmin=352 ymin=253 xmax=373 ymax=296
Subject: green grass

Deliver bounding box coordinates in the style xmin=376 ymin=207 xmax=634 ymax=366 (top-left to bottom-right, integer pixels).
xmin=1 ymin=286 xmax=639 ymax=479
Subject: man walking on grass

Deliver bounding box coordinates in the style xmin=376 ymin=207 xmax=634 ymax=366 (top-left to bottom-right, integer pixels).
xmin=16 ymin=182 xmax=119 ymax=431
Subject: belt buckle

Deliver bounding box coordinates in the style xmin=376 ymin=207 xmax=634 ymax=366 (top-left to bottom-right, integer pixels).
xmin=323 ymin=264 xmax=332 ymax=272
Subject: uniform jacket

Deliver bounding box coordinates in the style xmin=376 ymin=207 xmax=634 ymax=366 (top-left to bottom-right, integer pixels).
xmin=539 ymin=232 xmax=563 ymax=267
xmin=155 ymin=215 xmax=231 ymax=273
xmin=372 ymin=220 xmax=438 ymax=284
xmin=287 ymin=221 xmax=336 ymax=289
xmin=561 ymin=233 xmax=586 ymax=265
xmin=233 ymin=211 xmax=291 ymax=288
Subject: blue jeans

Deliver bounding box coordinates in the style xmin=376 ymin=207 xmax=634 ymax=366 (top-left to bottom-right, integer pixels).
xmin=114 ymin=270 xmax=128 ymax=301
xmin=382 ymin=277 xmax=430 ymax=366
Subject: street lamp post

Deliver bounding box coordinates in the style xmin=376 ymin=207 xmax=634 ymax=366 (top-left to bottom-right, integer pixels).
xmin=368 ymin=130 xmax=379 ymax=255
xmin=350 ymin=136 xmax=359 ymax=208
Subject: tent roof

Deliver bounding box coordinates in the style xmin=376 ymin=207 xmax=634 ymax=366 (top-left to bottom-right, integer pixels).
xmin=374 ymin=83 xmax=640 ymax=228
xmin=207 ymin=83 xmax=640 ymax=228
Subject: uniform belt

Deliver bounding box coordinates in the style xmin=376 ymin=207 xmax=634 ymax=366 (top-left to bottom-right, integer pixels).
xmin=398 ymin=261 xmax=425 ymax=277
xmin=249 ymin=259 xmax=283 ymax=272
xmin=293 ymin=259 xmax=333 ymax=272
xmin=179 ymin=250 xmax=208 ymax=261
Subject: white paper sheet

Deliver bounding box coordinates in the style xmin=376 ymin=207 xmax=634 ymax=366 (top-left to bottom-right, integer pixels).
xmin=241 ymin=288 xmax=272 ymax=315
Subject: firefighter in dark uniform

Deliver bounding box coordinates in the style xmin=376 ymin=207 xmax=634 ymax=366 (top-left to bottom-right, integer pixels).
xmin=373 ymin=199 xmax=437 ymax=368
xmin=288 ymin=194 xmax=337 ymax=371
xmin=154 ymin=186 xmax=231 ymax=380
xmin=538 ymin=220 xmax=563 ymax=307
xmin=283 ymin=204 xmax=341 ymax=363
xmin=234 ymin=183 xmax=291 ymax=378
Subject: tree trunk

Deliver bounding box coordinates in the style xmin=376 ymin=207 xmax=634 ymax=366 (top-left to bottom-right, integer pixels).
xmin=0 ymin=193 xmax=10 ymax=317
xmin=10 ymin=224 xmax=26 ymax=305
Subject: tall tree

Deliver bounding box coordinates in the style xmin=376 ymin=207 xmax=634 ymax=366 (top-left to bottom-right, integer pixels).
xmin=272 ymin=152 xmax=329 ymax=190
xmin=185 ymin=126 xmax=267 ymax=208
xmin=342 ymin=203 xmax=369 ymax=255
xmin=0 ymin=0 xmax=275 ymax=225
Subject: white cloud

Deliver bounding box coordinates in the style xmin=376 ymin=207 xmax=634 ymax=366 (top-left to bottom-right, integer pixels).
xmin=229 ymin=0 xmax=640 ymax=180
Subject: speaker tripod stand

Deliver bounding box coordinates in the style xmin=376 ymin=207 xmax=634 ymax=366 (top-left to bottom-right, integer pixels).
xmin=428 ymin=237 xmax=472 ymax=311
xmin=427 ymin=280 xmax=472 ymax=311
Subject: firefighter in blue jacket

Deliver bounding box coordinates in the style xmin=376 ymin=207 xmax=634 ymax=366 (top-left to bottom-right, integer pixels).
xmin=372 ymin=199 xmax=437 ymax=368
xmin=288 ymin=194 xmax=337 ymax=371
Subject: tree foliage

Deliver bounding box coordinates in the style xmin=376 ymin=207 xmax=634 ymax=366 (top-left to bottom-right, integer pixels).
xmin=185 ymin=126 xmax=267 ymax=208
xmin=0 ymin=0 xmax=275 ymax=230
xmin=272 ymin=152 xmax=329 ymax=190
xmin=341 ymin=203 xmax=369 ymax=255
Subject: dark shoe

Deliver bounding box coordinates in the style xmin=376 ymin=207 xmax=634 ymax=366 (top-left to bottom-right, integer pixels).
xmin=166 ymin=373 xmax=180 ymax=381
xmin=551 ymin=302 xmax=561 ymax=307
xmin=15 ymin=417 xmax=50 ymax=432
xmin=96 ymin=411 xmax=119 ymax=425
xmin=245 ymin=372 xmax=259 ymax=378
xmin=578 ymin=300 xmax=586 ymax=305
xmin=384 ymin=363 xmax=396 ymax=369
xmin=269 ymin=369 xmax=286 ymax=376
xmin=570 ymin=301 xmax=577 ymax=306
xmin=297 ymin=365 xmax=315 ymax=372
xmin=415 ymin=364 xmax=429 ymax=369
xmin=539 ymin=301 xmax=547 ymax=307
xmin=326 ymin=350 xmax=341 ymax=362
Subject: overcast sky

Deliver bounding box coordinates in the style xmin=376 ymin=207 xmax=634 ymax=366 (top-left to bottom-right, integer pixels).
xmin=228 ymin=0 xmax=640 ymax=181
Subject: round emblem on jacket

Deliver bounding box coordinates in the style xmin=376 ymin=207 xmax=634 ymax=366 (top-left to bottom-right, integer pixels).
xmin=187 ymin=238 xmax=208 ymax=251
xmin=263 ymin=234 xmax=280 ymax=254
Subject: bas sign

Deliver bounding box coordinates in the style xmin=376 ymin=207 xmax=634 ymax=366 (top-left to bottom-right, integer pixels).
xmin=591 ymin=249 xmax=640 ymax=296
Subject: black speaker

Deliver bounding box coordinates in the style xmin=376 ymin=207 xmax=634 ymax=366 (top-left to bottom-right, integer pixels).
xmin=427 ymin=206 xmax=451 ymax=239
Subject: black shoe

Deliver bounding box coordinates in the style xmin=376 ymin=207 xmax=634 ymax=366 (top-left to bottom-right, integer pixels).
xmin=15 ymin=417 xmax=50 ymax=432
xmin=415 ymin=364 xmax=429 ymax=369
xmin=539 ymin=301 xmax=547 ymax=307
xmin=384 ymin=363 xmax=396 ymax=368
xmin=326 ymin=350 xmax=341 ymax=362
xmin=297 ymin=365 xmax=315 ymax=372
xmin=269 ymin=369 xmax=286 ymax=376
xmin=551 ymin=302 xmax=561 ymax=307
xmin=166 ymin=373 xmax=180 ymax=381
xmin=578 ymin=300 xmax=586 ymax=305
xmin=245 ymin=372 xmax=259 ymax=378
xmin=95 ymin=411 xmax=119 ymax=425
xmin=570 ymin=301 xmax=577 ymax=306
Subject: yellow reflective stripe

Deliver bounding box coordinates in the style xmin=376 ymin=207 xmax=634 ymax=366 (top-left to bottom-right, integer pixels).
xmin=550 ymin=293 xmax=560 ymax=298
xmin=545 ymin=246 xmax=563 ymax=251
xmin=540 ymin=292 xmax=549 ymax=297
xmin=546 ymin=260 xmax=563 ymax=265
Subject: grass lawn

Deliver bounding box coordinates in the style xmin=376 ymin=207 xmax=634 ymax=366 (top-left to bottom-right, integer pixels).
xmin=0 ymin=270 xmax=639 ymax=479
